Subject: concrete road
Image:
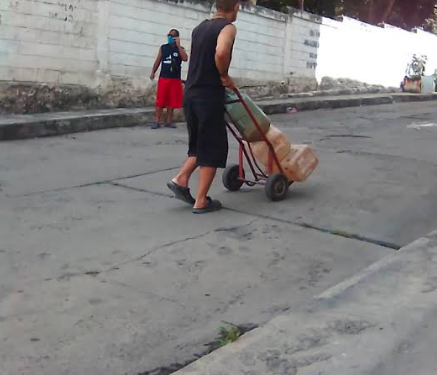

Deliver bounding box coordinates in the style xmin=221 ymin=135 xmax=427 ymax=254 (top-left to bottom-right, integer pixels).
xmin=175 ymin=232 xmax=437 ymax=375
xmin=1 ymin=101 xmax=436 ymax=375
xmin=372 ymin=311 xmax=437 ymax=375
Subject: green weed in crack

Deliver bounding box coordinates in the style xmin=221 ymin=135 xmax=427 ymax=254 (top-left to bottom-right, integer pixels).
xmin=207 ymin=321 xmax=243 ymax=353
xmin=138 ymin=322 xmax=257 ymax=375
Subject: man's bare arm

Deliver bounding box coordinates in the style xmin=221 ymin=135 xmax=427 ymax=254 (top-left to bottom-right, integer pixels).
xmin=215 ymin=24 xmax=237 ymax=88
xmin=175 ymin=37 xmax=188 ymax=61
xmin=150 ymin=48 xmax=162 ymax=80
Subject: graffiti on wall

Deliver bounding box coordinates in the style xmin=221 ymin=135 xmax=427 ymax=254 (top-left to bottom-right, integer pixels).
xmin=304 ymin=28 xmax=319 ymax=70
xmin=49 ymin=2 xmax=76 ymax=23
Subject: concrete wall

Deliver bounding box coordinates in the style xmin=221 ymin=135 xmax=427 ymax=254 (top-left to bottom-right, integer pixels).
xmin=287 ymin=11 xmax=321 ymax=79
xmin=0 ymin=0 xmax=99 ymax=84
xmin=105 ymin=0 xmax=210 ymax=90
xmin=231 ymin=8 xmax=287 ymax=81
xmin=1 ymin=0 xmax=436 ymax=113
xmin=316 ymin=16 xmax=437 ymax=88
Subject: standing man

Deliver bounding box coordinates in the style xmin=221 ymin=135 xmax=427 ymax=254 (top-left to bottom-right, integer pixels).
xmin=167 ymin=0 xmax=239 ymax=214
xmin=150 ymin=29 xmax=188 ymax=129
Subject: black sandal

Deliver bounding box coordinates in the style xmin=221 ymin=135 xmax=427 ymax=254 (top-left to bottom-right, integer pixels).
xmin=167 ymin=181 xmax=195 ymax=205
xmin=192 ymin=199 xmax=222 ymax=214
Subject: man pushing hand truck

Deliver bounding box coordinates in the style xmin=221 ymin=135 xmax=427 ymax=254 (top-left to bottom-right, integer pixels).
xmin=167 ymin=0 xmax=240 ymax=214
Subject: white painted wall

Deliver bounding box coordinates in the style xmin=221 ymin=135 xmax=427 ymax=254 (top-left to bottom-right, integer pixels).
xmin=232 ymin=8 xmax=287 ymax=81
xmin=0 ymin=0 xmax=436 ymax=92
xmin=286 ymin=11 xmax=322 ymax=79
xmin=0 ymin=0 xmax=98 ymax=84
xmin=316 ymin=16 xmax=437 ymax=87
xmin=106 ymin=0 xmax=210 ymax=88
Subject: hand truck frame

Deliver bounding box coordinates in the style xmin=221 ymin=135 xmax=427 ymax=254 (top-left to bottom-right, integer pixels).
xmin=223 ymin=88 xmax=293 ymax=201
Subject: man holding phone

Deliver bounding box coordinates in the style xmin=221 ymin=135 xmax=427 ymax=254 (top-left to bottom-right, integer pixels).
xmin=150 ymin=29 xmax=188 ymax=129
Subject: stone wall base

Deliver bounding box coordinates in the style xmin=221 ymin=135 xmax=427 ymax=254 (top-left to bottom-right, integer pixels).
xmin=0 ymin=77 xmax=154 ymax=115
xmin=0 ymin=76 xmax=399 ymax=115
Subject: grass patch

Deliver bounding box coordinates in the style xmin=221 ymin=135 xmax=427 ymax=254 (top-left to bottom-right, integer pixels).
xmin=331 ymin=228 xmax=352 ymax=238
xmin=206 ymin=321 xmax=253 ymax=353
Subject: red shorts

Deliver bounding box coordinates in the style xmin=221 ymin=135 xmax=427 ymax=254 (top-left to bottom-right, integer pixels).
xmin=156 ymin=78 xmax=183 ymax=108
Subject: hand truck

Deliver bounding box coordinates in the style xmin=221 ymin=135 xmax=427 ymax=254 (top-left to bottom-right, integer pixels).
xmin=223 ymin=88 xmax=293 ymax=201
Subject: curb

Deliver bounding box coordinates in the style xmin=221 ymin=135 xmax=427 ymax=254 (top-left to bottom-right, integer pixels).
xmin=0 ymin=108 xmax=154 ymax=141
xmin=257 ymin=93 xmax=437 ymax=114
xmin=259 ymin=95 xmax=392 ymax=114
xmin=1 ymin=93 xmax=437 ymax=141
xmin=173 ymin=230 xmax=437 ymax=374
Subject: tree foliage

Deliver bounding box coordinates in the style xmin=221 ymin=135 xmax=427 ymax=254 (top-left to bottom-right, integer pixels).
xmin=256 ymin=0 xmax=437 ymax=32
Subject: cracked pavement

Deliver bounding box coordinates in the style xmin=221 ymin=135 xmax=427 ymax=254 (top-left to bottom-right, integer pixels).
xmin=1 ymin=101 xmax=437 ymax=375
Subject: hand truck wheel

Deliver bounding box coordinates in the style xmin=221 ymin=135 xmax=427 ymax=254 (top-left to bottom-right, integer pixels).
xmin=222 ymin=164 xmax=245 ymax=191
xmin=265 ymin=173 xmax=289 ymax=201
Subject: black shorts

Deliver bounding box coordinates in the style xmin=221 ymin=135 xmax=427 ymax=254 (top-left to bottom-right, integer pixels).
xmin=184 ymin=95 xmax=228 ymax=168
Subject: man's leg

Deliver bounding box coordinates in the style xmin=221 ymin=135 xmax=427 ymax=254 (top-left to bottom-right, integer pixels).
xmin=166 ymin=96 xmax=198 ymax=205
xmin=165 ymin=79 xmax=182 ymax=128
xmin=152 ymin=78 xmax=168 ymax=129
xmin=173 ymin=97 xmax=197 ymax=187
xmin=190 ymin=97 xmax=227 ymax=212
xmin=151 ymin=107 xmax=164 ymax=129
xmin=172 ymin=156 xmax=197 ymax=188
xmin=165 ymin=107 xmax=174 ymax=124
xmin=193 ymin=167 xmax=216 ymax=209
xmin=155 ymin=107 xmax=164 ymax=124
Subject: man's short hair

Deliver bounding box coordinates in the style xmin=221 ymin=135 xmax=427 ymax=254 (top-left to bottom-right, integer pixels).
xmin=216 ymin=0 xmax=239 ymax=12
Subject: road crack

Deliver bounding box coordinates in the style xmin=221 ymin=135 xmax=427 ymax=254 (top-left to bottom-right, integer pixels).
xmin=8 ymin=166 xmax=180 ymax=198
xmin=225 ymin=207 xmax=400 ymax=250
xmin=319 ymin=134 xmax=373 ymax=141
xmin=102 ymin=230 xmax=214 ymax=274
xmin=110 ymin=181 xmax=173 ymax=199
xmin=109 ymin=182 xmax=400 ymax=251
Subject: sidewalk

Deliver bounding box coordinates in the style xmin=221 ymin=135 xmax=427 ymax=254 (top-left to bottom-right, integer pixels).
xmin=174 ymin=230 xmax=437 ymax=375
xmin=1 ymin=92 xmax=437 ymax=141
xmin=258 ymin=92 xmax=437 ymax=114
xmin=0 ymin=107 xmax=154 ymax=141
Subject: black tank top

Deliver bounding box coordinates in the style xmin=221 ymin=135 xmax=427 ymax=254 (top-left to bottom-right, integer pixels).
xmin=160 ymin=44 xmax=182 ymax=79
xmin=185 ymin=18 xmax=232 ymax=98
